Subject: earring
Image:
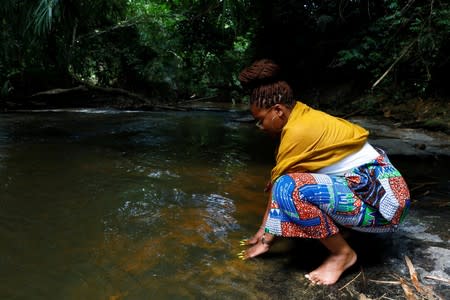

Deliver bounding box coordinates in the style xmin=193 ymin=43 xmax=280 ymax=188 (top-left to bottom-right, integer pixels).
xmin=271 ymin=115 xmax=277 ymax=130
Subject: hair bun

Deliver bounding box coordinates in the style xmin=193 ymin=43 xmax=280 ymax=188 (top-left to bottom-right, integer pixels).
xmin=239 ymin=59 xmax=280 ymax=88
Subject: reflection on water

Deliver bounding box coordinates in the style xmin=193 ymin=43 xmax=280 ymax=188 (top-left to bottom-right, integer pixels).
xmin=0 ymin=109 xmax=277 ymax=299
xmin=0 ymin=109 xmax=448 ymax=299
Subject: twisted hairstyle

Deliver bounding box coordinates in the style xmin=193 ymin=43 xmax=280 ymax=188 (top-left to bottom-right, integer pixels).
xmin=239 ymin=59 xmax=295 ymax=109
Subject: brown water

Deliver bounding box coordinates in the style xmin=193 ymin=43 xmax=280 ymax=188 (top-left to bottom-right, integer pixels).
xmin=0 ymin=109 xmax=449 ymax=299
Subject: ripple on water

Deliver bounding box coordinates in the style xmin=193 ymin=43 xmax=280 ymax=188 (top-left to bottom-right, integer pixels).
xmin=147 ymin=169 xmax=180 ymax=179
xmin=202 ymin=194 xmax=240 ymax=240
xmin=103 ymin=199 xmax=161 ymax=240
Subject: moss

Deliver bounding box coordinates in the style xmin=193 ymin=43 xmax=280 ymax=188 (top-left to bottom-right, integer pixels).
xmin=422 ymin=118 xmax=450 ymax=133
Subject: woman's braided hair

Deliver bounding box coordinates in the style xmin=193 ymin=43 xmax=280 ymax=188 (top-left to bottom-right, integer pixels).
xmin=239 ymin=59 xmax=294 ymax=109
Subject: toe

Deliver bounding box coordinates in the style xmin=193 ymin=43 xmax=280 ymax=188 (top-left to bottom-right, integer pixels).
xmin=308 ymin=273 xmax=320 ymax=284
xmin=305 ymin=273 xmax=316 ymax=284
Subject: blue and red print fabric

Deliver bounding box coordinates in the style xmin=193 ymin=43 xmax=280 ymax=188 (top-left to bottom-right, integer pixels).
xmin=265 ymin=151 xmax=410 ymax=239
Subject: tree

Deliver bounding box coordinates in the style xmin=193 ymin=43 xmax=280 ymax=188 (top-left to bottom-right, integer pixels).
xmin=1 ymin=0 xmax=449 ymax=106
xmin=336 ymin=0 xmax=450 ymax=96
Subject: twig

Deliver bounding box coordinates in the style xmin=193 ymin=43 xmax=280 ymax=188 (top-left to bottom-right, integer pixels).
xmin=380 ymin=295 xmax=397 ymax=300
xmin=361 ymin=266 xmax=367 ymax=289
xmin=405 ymin=256 xmax=443 ymax=300
xmin=429 ymin=0 xmax=434 ymax=26
xmin=358 ymin=293 xmax=371 ymax=300
xmin=371 ymin=39 xmax=417 ymax=90
xmin=339 ymin=271 xmax=362 ymax=291
xmin=368 ymin=279 xmax=401 ymax=285
xmin=405 ymin=256 xmax=423 ymax=294
xmin=31 ymin=85 xmax=88 ymax=96
xmin=178 ymin=95 xmax=218 ymax=104
xmin=399 ymin=277 xmax=417 ymax=300
xmin=76 ymin=17 xmax=144 ymax=41
xmin=346 ymin=286 xmax=354 ymax=297
xmin=424 ymin=275 xmax=450 ymax=284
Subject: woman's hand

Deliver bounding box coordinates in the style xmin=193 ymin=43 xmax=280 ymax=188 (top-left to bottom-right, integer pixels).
xmin=240 ymin=226 xmax=266 ymax=246
xmin=238 ymin=231 xmax=273 ymax=260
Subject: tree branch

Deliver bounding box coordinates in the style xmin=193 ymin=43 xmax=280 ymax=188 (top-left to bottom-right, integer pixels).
xmin=371 ymin=39 xmax=417 ymax=89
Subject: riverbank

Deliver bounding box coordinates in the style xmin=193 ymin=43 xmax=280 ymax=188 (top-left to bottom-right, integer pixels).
xmin=2 ymin=88 xmax=449 ymax=134
xmin=179 ymin=97 xmax=450 ymax=157
xmin=3 ymin=92 xmax=450 ymax=158
xmin=350 ymin=117 xmax=450 ymax=157
xmin=343 ymin=95 xmax=450 ymax=135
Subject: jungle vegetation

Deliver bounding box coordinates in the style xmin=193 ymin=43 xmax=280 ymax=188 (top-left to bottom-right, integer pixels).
xmin=1 ymin=0 xmax=449 ymax=110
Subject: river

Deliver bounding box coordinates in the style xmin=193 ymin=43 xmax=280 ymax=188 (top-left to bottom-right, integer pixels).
xmin=0 ymin=108 xmax=448 ymax=299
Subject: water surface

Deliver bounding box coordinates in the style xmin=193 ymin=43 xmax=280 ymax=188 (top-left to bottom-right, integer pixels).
xmin=0 ymin=109 xmax=448 ymax=299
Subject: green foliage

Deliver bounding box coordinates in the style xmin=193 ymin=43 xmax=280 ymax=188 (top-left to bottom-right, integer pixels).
xmin=26 ymin=0 xmax=59 ymax=35
xmin=0 ymin=0 xmax=254 ymax=101
xmin=1 ymin=0 xmax=449 ymax=104
xmin=336 ymin=0 xmax=450 ymax=96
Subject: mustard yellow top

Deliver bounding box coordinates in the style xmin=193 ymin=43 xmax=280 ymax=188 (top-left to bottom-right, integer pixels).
xmin=271 ymin=101 xmax=369 ymax=182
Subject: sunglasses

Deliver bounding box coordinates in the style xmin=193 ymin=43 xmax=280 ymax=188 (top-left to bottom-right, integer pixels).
xmin=255 ymin=106 xmax=275 ymax=129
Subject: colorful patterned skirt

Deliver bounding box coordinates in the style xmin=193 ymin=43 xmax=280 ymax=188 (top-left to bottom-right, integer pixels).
xmin=264 ymin=150 xmax=410 ymax=239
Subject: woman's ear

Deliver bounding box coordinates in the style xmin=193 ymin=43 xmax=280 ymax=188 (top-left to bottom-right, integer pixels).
xmin=273 ymin=104 xmax=281 ymax=114
xmin=273 ymin=104 xmax=285 ymax=118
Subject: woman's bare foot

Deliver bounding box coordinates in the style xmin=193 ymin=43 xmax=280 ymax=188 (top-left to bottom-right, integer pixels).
xmin=238 ymin=233 xmax=273 ymax=260
xmin=304 ymin=233 xmax=357 ymax=285
xmin=305 ymin=249 xmax=357 ymax=285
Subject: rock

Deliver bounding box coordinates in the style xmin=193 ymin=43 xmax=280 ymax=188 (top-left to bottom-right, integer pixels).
xmin=350 ymin=117 xmax=450 ymax=156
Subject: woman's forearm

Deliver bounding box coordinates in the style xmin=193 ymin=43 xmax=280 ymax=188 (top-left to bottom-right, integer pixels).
xmin=260 ymin=191 xmax=272 ymax=229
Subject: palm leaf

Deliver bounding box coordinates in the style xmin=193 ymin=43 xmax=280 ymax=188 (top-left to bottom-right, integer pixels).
xmin=26 ymin=0 xmax=60 ymax=35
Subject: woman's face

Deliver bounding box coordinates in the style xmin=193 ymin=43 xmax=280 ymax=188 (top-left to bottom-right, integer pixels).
xmin=250 ymin=103 xmax=290 ymax=135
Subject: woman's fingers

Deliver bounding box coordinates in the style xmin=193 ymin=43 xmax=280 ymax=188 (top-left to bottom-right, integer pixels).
xmin=239 ymin=239 xmax=248 ymax=246
xmin=237 ymin=250 xmax=247 ymax=260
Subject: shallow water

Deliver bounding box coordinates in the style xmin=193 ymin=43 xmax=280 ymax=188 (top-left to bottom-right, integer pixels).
xmin=0 ymin=108 xmax=448 ymax=299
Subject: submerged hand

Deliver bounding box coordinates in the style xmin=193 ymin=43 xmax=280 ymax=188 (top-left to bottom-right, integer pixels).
xmin=238 ymin=232 xmax=273 ymax=260
xmin=240 ymin=226 xmax=266 ymax=246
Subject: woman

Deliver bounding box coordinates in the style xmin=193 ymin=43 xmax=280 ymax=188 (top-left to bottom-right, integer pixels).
xmin=237 ymin=59 xmax=410 ymax=285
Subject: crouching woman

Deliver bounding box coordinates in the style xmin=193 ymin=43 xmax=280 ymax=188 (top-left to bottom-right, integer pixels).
xmin=238 ymin=59 xmax=410 ymax=285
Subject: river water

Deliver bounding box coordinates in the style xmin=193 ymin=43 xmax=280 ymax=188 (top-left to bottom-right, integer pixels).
xmin=0 ymin=108 xmax=448 ymax=299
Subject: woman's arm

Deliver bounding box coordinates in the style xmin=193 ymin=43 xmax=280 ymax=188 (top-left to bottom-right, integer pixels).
xmin=243 ymin=188 xmax=272 ymax=245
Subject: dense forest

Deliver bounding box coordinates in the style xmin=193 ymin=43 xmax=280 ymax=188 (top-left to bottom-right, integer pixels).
xmin=1 ymin=1 xmax=449 ymax=121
